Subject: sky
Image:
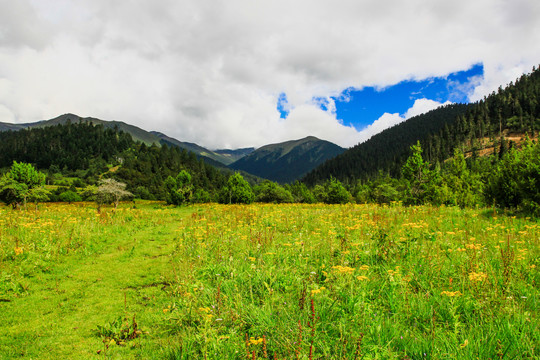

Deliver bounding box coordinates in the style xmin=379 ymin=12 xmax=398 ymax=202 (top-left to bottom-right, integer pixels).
xmin=0 ymin=1 xmax=539 ymax=149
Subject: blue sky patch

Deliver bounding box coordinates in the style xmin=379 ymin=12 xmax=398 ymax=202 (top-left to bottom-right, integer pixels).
xmin=277 ymin=93 xmax=290 ymax=119
xmin=277 ymin=63 xmax=484 ymax=129
xmin=333 ymin=63 xmax=484 ymax=129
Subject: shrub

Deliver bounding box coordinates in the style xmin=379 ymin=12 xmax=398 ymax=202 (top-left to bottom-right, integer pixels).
xmin=219 ymin=173 xmax=254 ymax=204
xmin=59 ymin=190 xmax=82 ymax=203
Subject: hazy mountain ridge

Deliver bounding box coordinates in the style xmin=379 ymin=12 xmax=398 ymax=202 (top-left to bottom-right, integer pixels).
xmin=214 ymin=148 xmax=256 ymax=163
xmin=230 ymin=136 xmax=345 ymax=183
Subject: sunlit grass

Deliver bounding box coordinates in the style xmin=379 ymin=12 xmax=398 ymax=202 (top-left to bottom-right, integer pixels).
xmin=0 ymin=202 xmax=538 ymax=359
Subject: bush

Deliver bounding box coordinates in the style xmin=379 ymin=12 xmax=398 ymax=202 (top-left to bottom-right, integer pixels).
xmin=314 ymin=177 xmax=351 ymax=204
xmin=287 ymin=181 xmax=316 ymax=204
xmin=192 ymin=189 xmax=212 ymax=203
xmin=59 ymin=190 xmax=82 ymax=203
xmin=219 ymin=173 xmax=254 ymax=204
xmin=165 ymin=170 xmax=193 ymax=205
xmin=486 ymin=138 xmax=540 ymax=215
xmin=255 ymin=181 xmax=293 ymax=203
xmin=133 ymin=186 xmax=154 ymax=200
xmin=0 ymin=161 xmax=49 ymax=208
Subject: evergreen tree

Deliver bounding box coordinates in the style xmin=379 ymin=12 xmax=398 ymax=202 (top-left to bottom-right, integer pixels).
xmin=486 ymin=137 xmax=540 ymax=215
xmin=401 ymin=142 xmax=431 ymax=205
xmin=443 ymin=148 xmax=483 ymax=207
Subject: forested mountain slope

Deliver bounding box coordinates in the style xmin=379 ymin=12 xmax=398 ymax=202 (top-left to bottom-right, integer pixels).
xmin=303 ymin=104 xmax=470 ymax=184
xmin=0 ymin=114 xmax=250 ymax=166
xmin=0 ymin=122 xmax=227 ymax=200
xmin=304 ymin=66 xmax=540 ymax=185
xmin=0 ymin=121 xmax=133 ymax=171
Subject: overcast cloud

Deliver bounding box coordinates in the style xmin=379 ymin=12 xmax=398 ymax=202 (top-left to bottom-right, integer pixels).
xmin=0 ymin=0 xmax=539 ymax=148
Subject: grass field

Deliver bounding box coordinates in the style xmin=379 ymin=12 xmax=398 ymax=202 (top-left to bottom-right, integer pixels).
xmin=0 ymin=202 xmax=538 ymax=359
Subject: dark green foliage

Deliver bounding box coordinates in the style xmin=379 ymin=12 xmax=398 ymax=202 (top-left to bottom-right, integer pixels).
xmin=192 ymin=188 xmax=212 ymax=203
xmin=0 ymin=121 xmax=133 ymax=171
xmin=115 ymin=144 xmax=225 ymax=201
xmin=165 ymin=170 xmax=194 ymax=205
xmin=486 ymin=138 xmax=540 ymax=215
xmin=0 ymin=161 xmax=49 ymax=208
xmin=218 ymin=173 xmax=255 ymax=204
xmin=286 ymin=181 xmax=316 ymax=203
xmin=442 ymin=148 xmax=484 ymax=207
xmin=0 ymin=121 xmax=226 ymax=202
xmin=401 ymin=141 xmax=432 ymax=205
xmin=355 ymin=174 xmax=401 ymax=204
xmin=133 ymin=186 xmax=154 ymax=200
xmin=254 ymin=180 xmax=293 ymax=203
xmin=59 ymin=190 xmax=82 ymax=203
xmin=314 ymin=177 xmax=351 ymax=204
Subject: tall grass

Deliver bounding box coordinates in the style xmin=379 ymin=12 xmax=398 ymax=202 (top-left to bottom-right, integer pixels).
xmin=0 ymin=202 xmax=538 ymax=359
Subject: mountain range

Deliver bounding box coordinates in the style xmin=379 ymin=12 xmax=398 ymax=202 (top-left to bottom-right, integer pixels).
xmin=1 ymin=66 xmax=538 ymax=186
xmin=0 ymin=114 xmax=343 ymax=183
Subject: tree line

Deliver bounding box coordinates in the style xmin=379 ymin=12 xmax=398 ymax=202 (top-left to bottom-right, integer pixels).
xmin=3 ymin=135 xmax=538 ymax=216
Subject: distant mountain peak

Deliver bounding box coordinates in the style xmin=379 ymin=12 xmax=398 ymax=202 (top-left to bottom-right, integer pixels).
xmin=230 ymin=136 xmax=345 ymax=183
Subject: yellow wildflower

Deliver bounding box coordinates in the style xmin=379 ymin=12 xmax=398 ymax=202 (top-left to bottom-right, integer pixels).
xmin=249 ymin=337 xmax=264 ymax=345
xmin=468 ymin=272 xmax=487 ymax=282
xmin=311 ymin=287 xmax=326 ymax=295
xmin=332 ymin=265 xmax=355 ymax=274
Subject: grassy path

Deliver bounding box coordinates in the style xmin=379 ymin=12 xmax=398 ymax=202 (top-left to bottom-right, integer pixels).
xmin=1 ymin=204 xmax=191 ymax=359
xmin=1 ymin=203 xmax=538 ymax=359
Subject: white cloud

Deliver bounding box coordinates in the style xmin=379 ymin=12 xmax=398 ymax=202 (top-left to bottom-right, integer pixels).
xmin=404 ymin=99 xmax=452 ymax=119
xmin=0 ymin=0 xmax=539 ymax=148
xmin=356 ymin=98 xmax=451 ymax=144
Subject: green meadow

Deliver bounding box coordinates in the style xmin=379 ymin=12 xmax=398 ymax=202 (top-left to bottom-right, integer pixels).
xmin=0 ymin=202 xmax=538 ymax=359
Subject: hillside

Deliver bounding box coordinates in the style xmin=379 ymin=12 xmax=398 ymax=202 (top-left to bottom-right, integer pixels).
xmin=304 ymin=66 xmax=540 ymax=185
xmin=0 ymin=122 xmax=227 ymax=200
xmin=303 ymin=104 xmax=471 ymax=184
xmin=0 ymin=114 xmax=250 ymax=166
xmin=230 ymin=136 xmax=345 ymax=183
xmin=5 ymin=113 xmax=163 ymax=145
